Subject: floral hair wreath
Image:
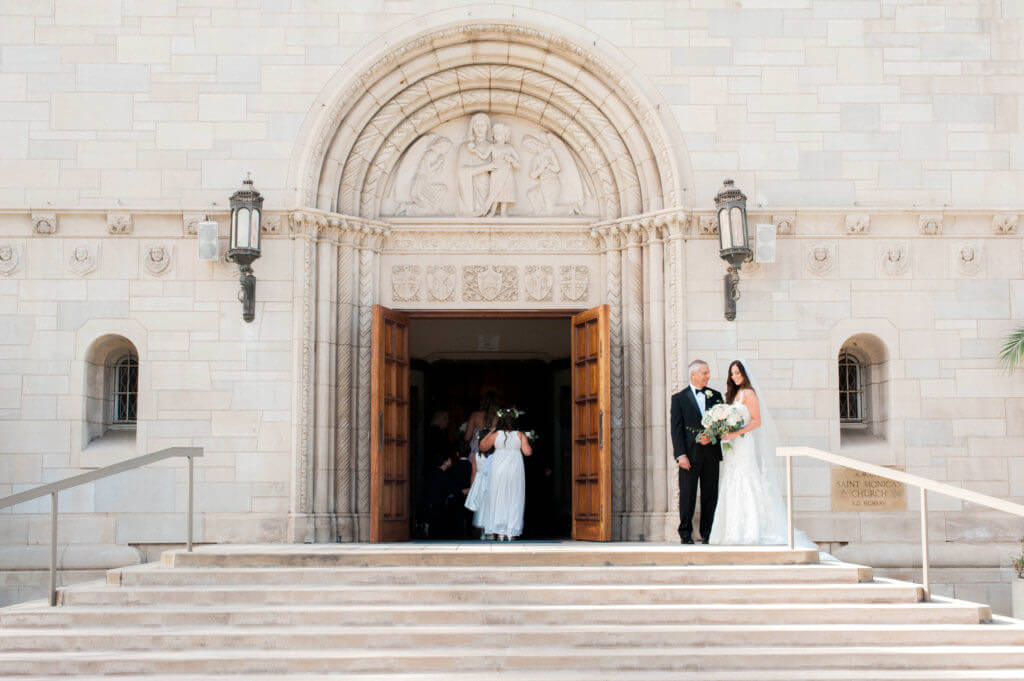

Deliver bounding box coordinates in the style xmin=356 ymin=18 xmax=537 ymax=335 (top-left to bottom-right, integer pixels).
xmin=496 ymin=407 xmax=525 ymax=420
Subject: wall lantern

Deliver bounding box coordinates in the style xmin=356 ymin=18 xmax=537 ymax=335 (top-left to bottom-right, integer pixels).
xmin=714 ymin=178 xmax=751 ymax=321
xmin=227 ymin=174 xmax=263 ymax=323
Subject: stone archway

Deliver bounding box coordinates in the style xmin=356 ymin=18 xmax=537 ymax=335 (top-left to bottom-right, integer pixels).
xmin=284 ymin=8 xmax=694 ymax=544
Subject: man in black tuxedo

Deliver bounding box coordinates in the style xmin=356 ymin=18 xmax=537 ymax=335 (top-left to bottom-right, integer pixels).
xmin=670 ymin=359 xmax=723 ymax=544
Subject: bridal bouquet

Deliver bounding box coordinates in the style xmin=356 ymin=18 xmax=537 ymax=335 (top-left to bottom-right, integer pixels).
xmin=697 ymin=403 xmax=747 ymax=453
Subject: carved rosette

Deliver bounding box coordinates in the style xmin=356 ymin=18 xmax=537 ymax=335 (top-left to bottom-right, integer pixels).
xmin=143 ymin=245 xmax=172 ymax=276
xmin=955 ymin=242 xmax=982 ymax=276
xmin=559 ymin=264 xmax=590 ymax=302
xmin=391 ymin=264 xmax=422 ymax=302
xmin=31 ymin=212 xmax=57 ymax=236
xmin=462 ymin=265 xmax=517 ymax=302
xmin=68 ymin=243 xmax=97 ymax=277
xmin=879 ymin=243 xmax=910 ymax=276
xmin=524 ymin=265 xmax=554 ymax=302
xmin=993 ymin=214 xmax=1019 ymax=235
xmin=845 ymin=214 xmax=870 ymax=235
xmin=805 ymin=243 xmax=835 ymax=276
xmin=919 ymin=214 xmax=943 ymax=235
xmin=107 ymin=212 xmax=133 ymax=235
xmin=425 ymin=265 xmax=457 ymax=302
xmin=772 ymin=214 xmax=795 ymax=236
xmin=0 ymin=243 xmax=20 ymax=276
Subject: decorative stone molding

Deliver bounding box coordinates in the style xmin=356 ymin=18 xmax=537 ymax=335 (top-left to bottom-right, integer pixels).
xmin=182 ymin=213 xmax=203 ymax=237
xmin=301 ymin=21 xmax=684 ymax=218
xmin=880 ymin=243 xmax=910 ymax=276
xmin=462 ymin=265 xmax=518 ymax=302
xmin=31 ymin=212 xmax=57 ymax=235
xmin=919 ymin=214 xmax=943 ymax=235
xmin=391 ymin=264 xmax=422 ymax=302
xmin=697 ymin=215 xmax=718 ymax=236
xmin=993 ymin=213 xmax=1018 ymax=235
xmin=143 ymin=245 xmax=172 ymax=276
xmin=524 ymin=265 xmax=554 ymax=302
xmin=956 ymin=243 xmax=982 ymax=276
xmin=68 ymin=243 xmax=97 ymax=277
xmin=805 ymin=243 xmax=835 ymax=276
xmin=773 ymin=214 xmax=795 ymax=236
xmin=387 ymin=227 xmax=595 ymax=254
xmin=262 ymin=214 xmax=283 ymax=235
xmin=425 ymin=265 xmax=457 ymax=302
xmin=106 ymin=212 xmax=133 ymax=235
xmin=845 ymin=214 xmax=870 ymax=235
xmin=559 ymin=265 xmax=590 ymax=302
xmin=0 ymin=243 xmax=20 ymax=276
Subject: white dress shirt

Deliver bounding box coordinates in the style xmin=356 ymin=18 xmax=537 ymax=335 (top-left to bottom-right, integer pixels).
xmin=690 ymin=384 xmax=707 ymax=416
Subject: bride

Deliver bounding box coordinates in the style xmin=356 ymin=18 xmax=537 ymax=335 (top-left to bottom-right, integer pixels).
xmin=478 ymin=407 xmax=532 ymax=541
xmin=709 ymin=360 xmax=802 ymax=546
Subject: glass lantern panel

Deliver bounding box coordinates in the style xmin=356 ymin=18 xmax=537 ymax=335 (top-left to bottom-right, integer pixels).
xmin=730 ymin=206 xmax=745 ymax=248
xmin=235 ymin=208 xmax=251 ymax=249
xmin=249 ymin=208 xmax=261 ymax=250
xmin=718 ymin=207 xmax=732 ymax=249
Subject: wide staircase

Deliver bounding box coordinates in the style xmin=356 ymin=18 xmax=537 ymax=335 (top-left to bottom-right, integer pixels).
xmin=1 ymin=543 xmax=1023 ymax=680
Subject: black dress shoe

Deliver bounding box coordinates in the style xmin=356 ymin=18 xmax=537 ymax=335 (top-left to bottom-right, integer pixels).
xmin=700 ymin=539 xmax=709 ymax=545
xmin=680 ymin=537 xmax=695 ymax=544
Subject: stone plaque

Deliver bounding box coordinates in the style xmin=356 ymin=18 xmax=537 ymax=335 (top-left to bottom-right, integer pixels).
xmin=831 ymin=467 xmax=907 ymax=512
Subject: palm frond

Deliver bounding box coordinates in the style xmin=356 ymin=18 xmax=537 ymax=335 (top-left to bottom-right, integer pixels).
xmin=999 ymin=327 xmax=1024 ymax=372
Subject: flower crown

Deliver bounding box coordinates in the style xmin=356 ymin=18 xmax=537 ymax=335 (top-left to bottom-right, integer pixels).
xmin=496 ymin=407 xmax=524 ymax=420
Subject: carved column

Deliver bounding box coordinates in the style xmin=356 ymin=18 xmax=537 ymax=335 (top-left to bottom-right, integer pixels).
xmin=621 ymin=222 xmax=646 ymax=540
xmin=334 ymin=221 xmax=359 ymax=542
xmin=354 ymin=223 xmax=387 ymax=541
xmin=594 ymin=225 xmax=626 ymax=539
xmin=287 ymin=212 xmax=319 ymax=543
xmin=662 ymin=212 xmax=689 ymax=533
xmin=643 ymin=218 xmax=668 ymax=540
xmin=312 ymin=219 xmax=340 ymax=542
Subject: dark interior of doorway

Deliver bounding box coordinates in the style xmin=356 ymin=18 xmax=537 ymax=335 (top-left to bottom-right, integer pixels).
xmin=410 ymin=358 xmax=573 ymax=540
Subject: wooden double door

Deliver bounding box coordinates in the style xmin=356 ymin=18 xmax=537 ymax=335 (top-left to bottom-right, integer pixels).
xmin=369 ymin=305 xmax=612 ymax=542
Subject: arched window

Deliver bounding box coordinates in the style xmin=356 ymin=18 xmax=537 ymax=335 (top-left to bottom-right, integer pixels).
xmin=112 ymin=355 xmax=138 ymax=425
xmin=838 ymin=352 xmax=863 ymax=423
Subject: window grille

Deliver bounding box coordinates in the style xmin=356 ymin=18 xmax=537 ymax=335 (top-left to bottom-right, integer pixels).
xmin=838 ymin=352 xmax=863 ymax=423
xmin=113 ymin=356 xmax=138 ymax=424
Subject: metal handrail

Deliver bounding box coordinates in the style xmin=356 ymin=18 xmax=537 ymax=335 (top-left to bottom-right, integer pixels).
xmin=0 ymin=446 xmax=203 ymax=606
xmin=778 ymin=445 xmax=1024 ymax=601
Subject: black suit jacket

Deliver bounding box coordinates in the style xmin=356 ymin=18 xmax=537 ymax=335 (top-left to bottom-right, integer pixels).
xmin=670 ymin=386 xmax=724 ymax=467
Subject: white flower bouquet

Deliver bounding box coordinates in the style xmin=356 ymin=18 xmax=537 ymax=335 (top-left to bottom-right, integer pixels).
xmin=697 ymin=403 xmax=747 ymax=453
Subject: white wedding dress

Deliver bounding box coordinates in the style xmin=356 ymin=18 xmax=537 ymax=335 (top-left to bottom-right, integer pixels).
xmin=479 ymin=430 xmax=526 ymax=538
xmin=709 ymin=390 xmax=791 ymax=546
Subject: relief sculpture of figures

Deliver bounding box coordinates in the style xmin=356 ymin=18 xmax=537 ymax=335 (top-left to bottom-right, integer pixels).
xmin=478 ymin=123 xmax=519 ymax=217
xmin=457 ymin=113 xmax=495 ymax=216
xmin=396 ymin=135 xmax=452 ymax=216
xmin=523 ymin=133 xmax=562 ymax=215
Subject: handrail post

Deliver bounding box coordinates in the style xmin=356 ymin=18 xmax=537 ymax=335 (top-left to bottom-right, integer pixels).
xmin=187 ymin=455 xmax=194 ymax=552
xmin=49 ymin=492 xmax=58 ymax=607
xmin=786 ymin=454 xmax=794 ymax=550
xmin=920 ymin=487 xmax=930 ymax=602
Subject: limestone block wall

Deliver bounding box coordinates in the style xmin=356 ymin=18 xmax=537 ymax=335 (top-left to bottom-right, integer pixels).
xmin=0 ymin=212 xmax=296 ymax=554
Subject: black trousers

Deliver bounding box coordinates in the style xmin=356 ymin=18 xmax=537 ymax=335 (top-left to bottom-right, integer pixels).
xmin=677 ymin=460 xmax=719 ymax=542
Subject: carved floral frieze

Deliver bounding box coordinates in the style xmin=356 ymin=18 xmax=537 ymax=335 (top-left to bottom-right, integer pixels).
xmin=68 ymin=243 xmax=97 ymax=277
xmin=773 ymin=214 xmax=795 ymax=236
xmin=919 ymin=214 xmax=943 ymax=235
xmin=0 ymin=243 xmax=20 ymax=276
xmin=697 ymin=215 xmax=718 ymax=236
xmin=993 ymin=214 xmax=1018 ymax=235
xmin=845 ymin=214 xmax=870 ymax=235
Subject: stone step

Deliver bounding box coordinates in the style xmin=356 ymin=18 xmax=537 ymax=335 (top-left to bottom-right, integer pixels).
xmin=162 ymin=543 xmax=820 ymax=568
xmin=3 ymin=645 xmax=1024 ymax=675
xmin=5 ymin=672 xmax=1024 ymax=681
xmin=58 ymin=580 xmax=923 ymax=607
xmin=3 ymin=623 xmax=1023 ymax=652
xmin=109 ymin=563 xmax=872 ymax=587
xmin=1 ymin=601 xmax=989 ymax=629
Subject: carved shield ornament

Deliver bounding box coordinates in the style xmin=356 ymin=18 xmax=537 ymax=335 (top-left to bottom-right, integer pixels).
xmin=524 ymin=266 xmax=554 ymax=302
xmin=391 ymin=265 xmax=421 ymax=301
xmin=560 ymin=265 xmax=589 ymax=302
xmin=477 ymin=267 xmax=503 ymax=301
xmin=425 ymin=265 xmax=456 ymax=301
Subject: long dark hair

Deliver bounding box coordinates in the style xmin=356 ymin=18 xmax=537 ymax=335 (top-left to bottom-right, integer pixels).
xmin=495 ymin=408 xmax=519 ymax=432
xmin=726 ymin=360 xmax=754 ymax=404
